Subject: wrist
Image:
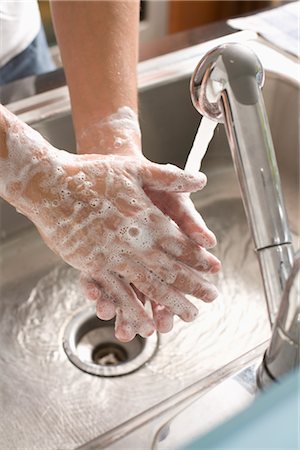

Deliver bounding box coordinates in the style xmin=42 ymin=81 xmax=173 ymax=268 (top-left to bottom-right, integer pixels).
xmin=76 ymin=106 xmax=143 ymax=157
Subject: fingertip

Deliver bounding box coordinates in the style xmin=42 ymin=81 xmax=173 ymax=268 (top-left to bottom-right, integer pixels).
xmin=180 ymin=304 xmax=199 ymax=322
xmin=142 ymin=163 xmax=207 ymax=193
xmin=178 ymin=170 xmax=207 ymax=193
xmin=115 ymin=322 xmax=136 ymax=342
xmin=194 ymin=170 xmax=207 ymax=187
xmin=209 ymin=259 xmax=222 ymax=274
xmin=87 ymin=285 xmax=101 ymax=301
xmin=96 ymin=299 xmax=116 ymax=320
xmin=190 ymin=231 xmax=217 ymax=249
xmin=152 ymin=303 xmax=174 ymax=333
xmin=139 ymin=320 xmax=156 ymax=338
xmin=202 ymin=285 xmax=219 ymax=302
xmin=197 ymin=249 xmax=221 ymax=273
xmin=156 ymin=316 xmax=174 ymax=334
xmin=80 ymin=276 xmax=101 ymax=302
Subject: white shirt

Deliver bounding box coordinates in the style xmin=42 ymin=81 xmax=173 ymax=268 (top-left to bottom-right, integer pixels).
xmin=0 ymin=1 xmax=41 ymax=68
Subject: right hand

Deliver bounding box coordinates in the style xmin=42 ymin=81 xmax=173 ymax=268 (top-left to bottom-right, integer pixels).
xmin=1 ymin=107 xmax=221 ymax=342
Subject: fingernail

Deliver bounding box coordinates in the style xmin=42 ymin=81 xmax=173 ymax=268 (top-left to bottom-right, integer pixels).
xmin=180 ymin=304 xmax=199 ymax=322
xmin=209 ymin=259 xmax=221 ymax=273
xmin=139 ymin=320 xmax=155 ymax=338
xmin=115 ymin=322 xmax=136 ymax=342
xmin=190 ymin=231 xmax=217 ymax=249
xmin=202 ymin=285 xmax=219 ymax=302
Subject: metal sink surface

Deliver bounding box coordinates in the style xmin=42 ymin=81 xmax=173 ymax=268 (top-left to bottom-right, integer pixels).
xmin=0 ymin=32 xmax=299 ymax=449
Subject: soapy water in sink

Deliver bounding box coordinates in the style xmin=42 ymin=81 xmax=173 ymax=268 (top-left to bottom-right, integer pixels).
xmin=0 ymin=115 xmax=273 ymax=447
xmin=0 ymin=183 xmax=272 ymax=449
xmin=147 ymin=195 xmax=271 ymax=380
xmin=1 ymin=119 xmax=269 ymax=375
xmin=4 ymin=199 xmax=270 ymax=379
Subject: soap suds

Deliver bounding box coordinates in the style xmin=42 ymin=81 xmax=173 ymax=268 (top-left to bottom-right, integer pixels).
xmin=0 ymin=106 xmax=220 ymax=341
xmin=79 ymin=106 xmax=142 ymax=156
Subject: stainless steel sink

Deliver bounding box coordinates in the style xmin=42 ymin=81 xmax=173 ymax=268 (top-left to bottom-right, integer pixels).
xmin=0 ymin=32 xmax=299 ymax=449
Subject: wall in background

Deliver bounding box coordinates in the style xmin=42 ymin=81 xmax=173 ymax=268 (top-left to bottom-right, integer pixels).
xmin=38 ymin=1 xmax=55 ymax=45
xmin=38 ymin=1 xmax=282 ymax=48
xmin=168 ymin=0 xmax=273 ymax=34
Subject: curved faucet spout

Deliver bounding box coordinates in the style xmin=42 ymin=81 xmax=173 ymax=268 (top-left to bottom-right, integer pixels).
xmin=191 ymin=43 xmax=264 ymax=122
xmin=190 ymin=43 xmax=298 ymax=385
xmin=191 ymin=43 xmax=294 ymax=325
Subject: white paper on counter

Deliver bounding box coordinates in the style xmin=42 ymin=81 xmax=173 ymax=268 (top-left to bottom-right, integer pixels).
xmin=228 ymin=1 xmax=299 ymax=58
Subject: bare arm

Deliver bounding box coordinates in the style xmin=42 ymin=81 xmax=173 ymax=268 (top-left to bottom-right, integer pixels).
xmin=0 ymin=103 xmax=220 ymax=341
xmin=50 ymin=0 xmax=140 ymax=155
xmin=0 ymin=1 xmax=220 ymax=341
xmin=50 ymin=1 xmax=218 ymax=247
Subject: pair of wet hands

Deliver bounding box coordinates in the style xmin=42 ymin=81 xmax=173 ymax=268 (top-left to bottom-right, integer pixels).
xmin=3 ymin=111 xmax=221 ymax=342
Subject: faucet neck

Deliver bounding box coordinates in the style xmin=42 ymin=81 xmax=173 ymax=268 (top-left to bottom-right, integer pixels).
xmin=208 ymin=45 xmax=294 ymax=322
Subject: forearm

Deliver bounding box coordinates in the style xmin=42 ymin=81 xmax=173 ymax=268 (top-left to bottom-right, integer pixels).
xmin=50 ymin=0 xmax=140 ymax=155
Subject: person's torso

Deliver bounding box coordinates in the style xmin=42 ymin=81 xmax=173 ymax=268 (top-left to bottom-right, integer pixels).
xmin=0 ymin=1 xmax=41 ymax=68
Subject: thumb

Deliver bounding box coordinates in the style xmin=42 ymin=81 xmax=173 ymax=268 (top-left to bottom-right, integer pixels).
xmin=140 ymin=162 xmax=207 ymax=193
xmin=0 ymin=104 xmax=51 ymax=154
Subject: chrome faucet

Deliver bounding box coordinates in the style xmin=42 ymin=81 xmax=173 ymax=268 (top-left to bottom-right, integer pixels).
xmin=190 ymin=43 xmax=299 ymax=388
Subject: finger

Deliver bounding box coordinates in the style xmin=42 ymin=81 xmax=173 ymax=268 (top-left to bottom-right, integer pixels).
xmin=138 ymin=253 xmax=219 ymax=302
xmin=151 ymin=302 xmax=174 ymax=333
xmin=96 ymin=291 xmax=116 ymax=321
xmin=132 ymin=281 xmax=174 ymax=332
xmin=114 ymin=305 xmax=155 ymax=342
xmin=80 ymin=274 xmax=116 ymax=319
xmin=95 ymin=272 xmax=155 ymax=342
xmin=114 ymin=309 xmax=137 ymax=342
xmin=132 ymin=283 xmax=175 ymax=333
xmin=117 ymin=262 xmax=199 ymax=322
xmin=113 ymin=181 xmax=218 ymax=273
xmin=80 ymin=273 xmax=101 ymax=301
xmin=133 ymin=192 xmax=220 ymax=272
xmin=146 ymin=190 xmax=217 ymax=249
xmin=131 ymin=284 xmax=146 ymax=304
xmin=140 ymin=162 xmax=207 ymax=193
xmin=115 ymin=301 xmax=155 ymax=342
xmin=158 ymin=232 xmax=221 ymax=273
xmin=0 ymin=105 xmax=51 ymax=153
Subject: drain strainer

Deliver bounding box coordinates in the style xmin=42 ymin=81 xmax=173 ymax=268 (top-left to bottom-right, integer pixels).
xmin=62 ymin=307 xmax=159 ymax=376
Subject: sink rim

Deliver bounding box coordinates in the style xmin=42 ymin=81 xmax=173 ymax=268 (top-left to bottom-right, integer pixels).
xmin=76 ymin=340 xmax=268 ymax=450
xmin=6 ymin=30 xmax=299 ymax=126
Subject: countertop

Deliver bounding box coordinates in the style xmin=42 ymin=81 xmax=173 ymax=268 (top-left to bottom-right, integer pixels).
xmin=139 ymin=20 xmax=234 ymax=61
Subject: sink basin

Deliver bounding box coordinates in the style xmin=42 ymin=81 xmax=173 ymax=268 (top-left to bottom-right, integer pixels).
xmin=0 ymin=33 xmax=299 ymax=449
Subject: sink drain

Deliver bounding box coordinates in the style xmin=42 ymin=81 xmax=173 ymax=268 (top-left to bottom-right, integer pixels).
xmin=92 ymin=343 xmax=128 ymax=366
xmin=62 ymin=307 xmax=159 ymax=376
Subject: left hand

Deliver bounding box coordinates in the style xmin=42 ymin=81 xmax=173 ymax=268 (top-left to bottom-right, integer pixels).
xmin=78 ymin=108 xmax=219 ymax=338
xmin=81 ymin=185 xmax=218 ymax=336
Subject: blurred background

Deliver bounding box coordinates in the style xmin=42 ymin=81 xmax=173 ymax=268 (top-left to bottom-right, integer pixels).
xmin=39 ymin=0 xmax=284 ymax=48
xmin=0 ymin=0 xmax=286 ymax=90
